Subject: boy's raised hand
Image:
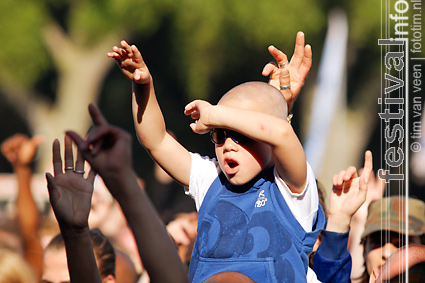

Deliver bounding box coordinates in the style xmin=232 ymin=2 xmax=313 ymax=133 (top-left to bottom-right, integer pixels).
xmin=326 ymin=150 xmax=373 ymax=232
xmin=46 ymin=135 xmax=96 ymax=230
xmin=107 ymin=40 xmax=151 ymax=84
xmin=184 ymin=100 xmax=214 ymax=134
xmin=262 ymin=31 xmax=312 ymax=111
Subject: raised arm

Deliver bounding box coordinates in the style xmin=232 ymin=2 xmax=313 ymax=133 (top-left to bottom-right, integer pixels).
xmin=327 ymin=150 xmax=372 ymax=233
xmin=184 ymin=93 xmax=306 ymax=193
xmin=349 ymin=168 xmax=385 ymax=281
xmin=67 ymin=104 xmax=189 ymax=283
xmin=1 ymin=134 xmax=44 ymax=280
xmin=45 ymin=135 xmax=101 ymax=283
xmin=313 ymin=150 xmax=373 ymax=283
xmin=108 ymin=41 xmax=191 ymax=187
xmin=262 ymin=31 xmax=312 ymax=112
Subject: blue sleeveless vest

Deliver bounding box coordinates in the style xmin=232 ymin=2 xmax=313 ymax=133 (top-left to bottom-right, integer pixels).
xmin=188 ymin=168 xmax=325 ymax=282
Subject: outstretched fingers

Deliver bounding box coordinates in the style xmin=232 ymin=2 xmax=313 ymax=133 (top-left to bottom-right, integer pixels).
xmin=262 ymin=62 xmax=277 ymax=77
xmin=107 ymin=40 xmax=135 ymax=62
xmin=74 ymin=147 xmax=86 ymax=177
xmin=360 ymin=150 xmax=373 ymax=187
xmin=89 ymin=104 xmax=109 ymax=126
xmin=65 ymin=131 xmax=86 ymax=152
xmin=131 ymin=45 xmax=144 ymax=64
xmin=64 ymin=135 xmax=74 ymax=172
xmin=290 ymin=31 xmax=306 ymax=68
xmin=52 ymin=139 xmax=63 ymax=176
xmin=121 ymin=40 xmax=134 ymax=58
xmin=332 ymin=166 xmax=357 ymax=187
xmin=343 ymin=166 xmax=358 ymax=181
xmin=279 ymin=68 xmax=292 ymax=106
xmin=298 ymin=44 xmax=312 ymax=80
xmin=184 ymin=101 xmax=199 ymax=117
xmin=268 ymin=45 xmax=289 ymax=67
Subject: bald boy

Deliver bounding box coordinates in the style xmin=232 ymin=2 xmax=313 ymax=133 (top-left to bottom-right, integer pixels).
xmin=109 ymin=41 xmax=324 ymax=283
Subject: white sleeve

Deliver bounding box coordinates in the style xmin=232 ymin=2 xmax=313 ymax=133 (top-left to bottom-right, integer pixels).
xmin=274 ymin=162 xmax=319 ymax=232
xmin=185 ymin=153 xmax=221 ymax=211
xmin=307 ymin=267 xmax=322 ymax=283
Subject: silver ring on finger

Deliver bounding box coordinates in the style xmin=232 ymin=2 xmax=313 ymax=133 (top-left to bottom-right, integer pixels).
xmin=278 ymin=61 xmax=289 ymax=68
xmin=65 ymin=167 xmax=74 ymax=170
xmin=280 ymin=84 xmax=291 ymax=90
xmin=74 ymin=170 xmax=85 ymax=174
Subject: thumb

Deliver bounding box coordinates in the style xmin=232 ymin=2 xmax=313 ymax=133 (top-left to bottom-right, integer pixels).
xmin=31 ymin=135 xmax=45 ymax=147
xmin=46 ymin=172 xmax=59 ymax=201
xmin=189 ymin=122 xmax=197 ymax=133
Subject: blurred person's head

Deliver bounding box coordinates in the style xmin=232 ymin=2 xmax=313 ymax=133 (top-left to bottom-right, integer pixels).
xmin=203 ymin=271 xmax=256 ymax=283
xmin=115 ymin=249 xmax=137 ymax=283
xmin=369 ymin=244 xmax=425 ymax=283
xmin=42 ymin=229 xmax=116 ymax=283
xmin=88 ymin=176 xmax=115 ymax=230
xmin=167 ymin=212 xmax=198 ymax=265
xmin=0 ymin=248 xmax=35 ymax=283
xmin=361 ymin=197 xmax=425 ymax=280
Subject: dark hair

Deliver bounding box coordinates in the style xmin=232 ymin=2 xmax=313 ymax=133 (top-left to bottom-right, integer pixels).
xmin=308 ymin=179 xmax=327 ymax=268
xmin=46 ymin=228 xmax=116 ymax=278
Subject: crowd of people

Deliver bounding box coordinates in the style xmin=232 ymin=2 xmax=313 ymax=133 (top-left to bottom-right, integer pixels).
xmin=0 ymin=31 xmax=423 ymax=283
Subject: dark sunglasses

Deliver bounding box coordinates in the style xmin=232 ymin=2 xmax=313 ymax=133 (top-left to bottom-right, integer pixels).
xmin=210 ymin=129 xmax=254 ymax=145
xmin=366 ymin=231 xmax=423 ymax=250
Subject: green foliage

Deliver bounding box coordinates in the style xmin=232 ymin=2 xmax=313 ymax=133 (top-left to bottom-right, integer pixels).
xmin=0 ymin=0 xmax=175 ymax=90
xmin=69 ymin=0 xmax=169 ymax=45
xmin=0 ymin=0 xmax=50 ymax=88
xmin=347 ymin=0 xmax=381 ymax=48
xmin=169 ymin=0 xmax=327 ymax=100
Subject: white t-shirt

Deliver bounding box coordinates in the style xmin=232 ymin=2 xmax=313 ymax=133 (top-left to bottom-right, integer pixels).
xmin=307 ymin=267 xmax=322 ymax=283
xmin=185 ymin=153 xmax=319 ymax=232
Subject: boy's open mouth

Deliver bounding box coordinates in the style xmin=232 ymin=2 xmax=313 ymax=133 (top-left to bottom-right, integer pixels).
xmin=224 ymin=159 xmax=239 ymax=175
xmin=228 ymin=161 xmax=238 ymax=168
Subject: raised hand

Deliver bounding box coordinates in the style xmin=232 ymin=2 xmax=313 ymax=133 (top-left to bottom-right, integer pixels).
xmin=68 ymin=105 xmax=189 ymax=283
xmin=107 ymin=40 xmax=151 ymax=84
xmin=327 ymin=150 xmax=373 ymax=232
xmin=262 ymin=31 xmax=312 ymax=111
xmin=1 ymin=134 xmax=43 ymax=167
xmin=46 ymin=135 xmax=96 ymax=230
xmin=184 ymin=99 xmax=214 ymax=134
xmin=66 ymin=105 xmax=134 ymax=195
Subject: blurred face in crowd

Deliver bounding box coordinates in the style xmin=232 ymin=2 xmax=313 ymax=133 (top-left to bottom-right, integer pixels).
xmin=364 ymin=231 xmax=423 ymax=275
xmin=41 ymin=247 xmax=69 ymax=283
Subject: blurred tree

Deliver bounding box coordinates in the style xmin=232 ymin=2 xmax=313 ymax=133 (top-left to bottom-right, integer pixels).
xmin=0 ymin=0 xmax=385 ymax=176
xmin=0 ymin=0 xmax=327 ymax=173
xmin=0 ymin=0 xmax=172 ymax=171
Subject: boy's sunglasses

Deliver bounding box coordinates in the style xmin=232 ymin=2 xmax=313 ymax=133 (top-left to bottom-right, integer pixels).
xmin=210 ymin=129 xmax=254 ymax=145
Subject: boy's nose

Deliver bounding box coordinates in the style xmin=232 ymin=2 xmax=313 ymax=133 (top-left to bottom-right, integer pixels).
xmin=223 ymin=137 xmax=238 ymax=151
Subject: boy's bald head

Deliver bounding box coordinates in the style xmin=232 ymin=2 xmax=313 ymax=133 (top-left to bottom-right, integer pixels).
xmin=218 ymin=81 xmax=288 ymax=120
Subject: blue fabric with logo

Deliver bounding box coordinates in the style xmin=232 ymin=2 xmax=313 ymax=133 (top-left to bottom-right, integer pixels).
xmin=188 ymin=167 xmax=325 ymax=282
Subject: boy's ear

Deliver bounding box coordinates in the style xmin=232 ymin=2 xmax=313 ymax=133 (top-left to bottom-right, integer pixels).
xmin=102 ymin=274 xmax=115 ymax=283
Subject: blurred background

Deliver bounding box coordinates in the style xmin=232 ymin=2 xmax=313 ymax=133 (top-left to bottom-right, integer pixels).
xmin=0 ymin=0 xmax=423 ymax=209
